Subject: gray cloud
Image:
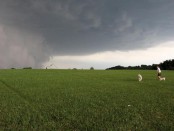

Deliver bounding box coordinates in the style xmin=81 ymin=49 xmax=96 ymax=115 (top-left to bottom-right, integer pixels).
xmin=0 ymin=24 xmax=51 ymax=68
xmin=0 ymin=0 xmax=174 ymax=68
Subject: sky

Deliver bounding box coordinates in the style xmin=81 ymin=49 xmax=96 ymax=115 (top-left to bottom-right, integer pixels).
xmin=0 ymin=0 xmax=174 ymax=69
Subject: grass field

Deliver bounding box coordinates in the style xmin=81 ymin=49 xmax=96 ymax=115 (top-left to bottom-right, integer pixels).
xmin=0 ymin=69 xmax=174 ymax=130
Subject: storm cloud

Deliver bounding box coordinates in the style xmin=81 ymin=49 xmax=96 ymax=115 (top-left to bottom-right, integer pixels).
xmin=1 ymin=0 xmax=174 ymax=68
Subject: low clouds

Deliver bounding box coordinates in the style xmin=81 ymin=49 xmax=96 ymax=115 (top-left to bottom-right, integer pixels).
xmin=0 ymin=0 xmax=174 ymax=68
xmin=47 ymin=41 xmax=174 ymax=69
xmin=0 ymin=24 xmax=50 ymax=68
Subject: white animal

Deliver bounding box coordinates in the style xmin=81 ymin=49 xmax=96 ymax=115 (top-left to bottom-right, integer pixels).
xmin=160 ymin=77 xmax=165 ymax=81
xmin=138 ymin=74 xmax=142 ymax=81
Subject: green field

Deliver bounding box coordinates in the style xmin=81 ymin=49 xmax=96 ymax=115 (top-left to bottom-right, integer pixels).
xmin=0 ymin=69 xmax=174 ymax=130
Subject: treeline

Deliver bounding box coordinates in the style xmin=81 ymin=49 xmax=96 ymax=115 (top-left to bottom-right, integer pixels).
xmin=11 ymin=67 xmax=32 ymax=69
xmin=106 ymin=59 xmax=174 ymax=70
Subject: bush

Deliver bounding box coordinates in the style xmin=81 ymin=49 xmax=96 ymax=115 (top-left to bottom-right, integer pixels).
xmin=90 ymin=67 xmax=94 ymax=70
xmin=23 ymin=67 xmax=32 ymax=69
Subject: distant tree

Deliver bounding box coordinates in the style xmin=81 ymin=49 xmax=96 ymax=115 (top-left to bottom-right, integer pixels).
xmin=106 ymin=65 xmax=125 ymax=70
xmin=90 ymin=67 xmax=94 ymax=70
xmin=160 ymin=59 xmax=174 ymax=70
xmin=151 ymin=64 xmax=157 ymax=70
xmin=23 ymin=67 xmax=32 ymax=69
xmin=106 ymin=59 xmax=174 ymax=70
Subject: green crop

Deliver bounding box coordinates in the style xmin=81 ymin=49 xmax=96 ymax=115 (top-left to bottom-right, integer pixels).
xmin=0 ymin=69 xmax=174 ymax=130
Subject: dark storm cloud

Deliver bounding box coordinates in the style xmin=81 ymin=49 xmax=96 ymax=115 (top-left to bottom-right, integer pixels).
xmin=0 ymin=0 xmax=174 ymax=67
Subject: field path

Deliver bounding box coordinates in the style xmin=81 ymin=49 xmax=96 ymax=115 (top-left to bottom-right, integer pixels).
xmin=0 ymin=79 xmax=43 ymax=118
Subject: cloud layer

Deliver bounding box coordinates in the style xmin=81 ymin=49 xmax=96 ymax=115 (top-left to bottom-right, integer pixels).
xmin=0 ymin=24 xmax=50 ymax=68
xmin=46 ymin=41 xmax=174 ymax=69
xmin=1 ymin=0 xmax=174 ymax=68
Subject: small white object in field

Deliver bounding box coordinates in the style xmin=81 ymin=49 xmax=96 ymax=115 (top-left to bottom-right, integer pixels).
xmin=138 ymin=74 xmax=142 ymax=81
xmin=160 ymin=77 xmax=165 ymax=81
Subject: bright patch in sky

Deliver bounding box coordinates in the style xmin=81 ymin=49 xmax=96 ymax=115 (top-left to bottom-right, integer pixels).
xmin=45 ymin=41 xmax=174 ymax=69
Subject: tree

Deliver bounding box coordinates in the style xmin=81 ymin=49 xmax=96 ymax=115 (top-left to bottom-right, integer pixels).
xmin=90 ymin=67 xmax=94 ymax=70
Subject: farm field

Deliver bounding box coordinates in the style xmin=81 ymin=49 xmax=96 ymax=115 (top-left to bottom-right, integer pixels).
xmin=0 ymin=69 xmax=174 ymax=130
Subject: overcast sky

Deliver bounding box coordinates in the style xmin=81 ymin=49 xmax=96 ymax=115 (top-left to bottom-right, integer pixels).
xmin=0 ymin=0 xmax=174 ymax=69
